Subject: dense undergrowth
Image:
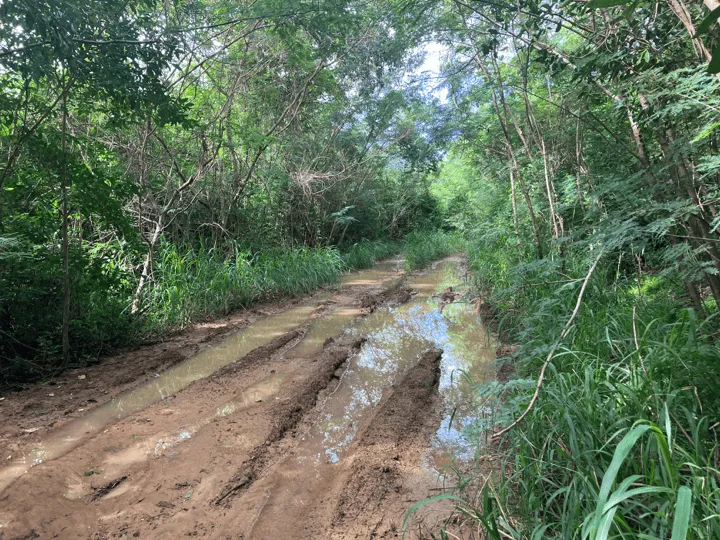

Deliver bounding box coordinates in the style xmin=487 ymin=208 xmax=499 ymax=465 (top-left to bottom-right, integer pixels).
xmin=403 ymin=231 xmax=466 ymax=271
xmin=436 ymin=239 xmax=720 ymax=539
xmin=143 ymin=238 xmax=403 ymax=334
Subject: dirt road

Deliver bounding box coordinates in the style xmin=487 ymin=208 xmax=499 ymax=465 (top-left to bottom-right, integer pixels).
xmin=0 ymin=257 xmax=494 ymax=539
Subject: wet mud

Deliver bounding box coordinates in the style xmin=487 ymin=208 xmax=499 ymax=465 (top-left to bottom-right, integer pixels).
xmin=0 ymin=256 xmax=494 ymax=539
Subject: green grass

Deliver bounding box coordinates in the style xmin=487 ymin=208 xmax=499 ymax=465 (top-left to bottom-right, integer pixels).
xmin=340 ymin=238 xmax=401 ymax=270
xmin=422 ymin=238 xmax=720 ymax=539
xmin=403 ymin=230 xmax=466 ymax=271
xmin=141 ymin=235 xmax=425 ymax=336
xmin=141 ymin=242 xmax=346 ymax=334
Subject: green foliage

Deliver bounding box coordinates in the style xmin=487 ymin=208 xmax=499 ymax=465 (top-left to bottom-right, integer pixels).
xmin=403 ymin=230 xmax=466 ymax=271
xmin=0 ymin=0 xmax=447 ymax=384
xmin=1 ymin=232 xmax=457 ymax=384
xmin=0 ymin=236 xmax=135 ymax=382
xmin=425 ymin=5 xmax=720 ymax=532
xmin=439 ymin=237 xmax=720 ymax=538
xmin=340 ymin=239 xmax=401 ymax=270
xmin=141 ymin=243 xmax=346 ymax=334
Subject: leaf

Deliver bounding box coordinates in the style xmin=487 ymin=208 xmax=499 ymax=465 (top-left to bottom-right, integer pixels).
xmin=695 ymin=6 xmax=720 ymax=36
xmin=185 ymin=490 xmax=193 ymax=499
xmin=670 ymin=487 xmax=693 ymax=540
xmin=586 ymin=424 xmax=652 ymax=539
xmin=708 ymin=44 xmax=720 ymax=74
xmin=587 ymin=0 xmax=631 ymax=8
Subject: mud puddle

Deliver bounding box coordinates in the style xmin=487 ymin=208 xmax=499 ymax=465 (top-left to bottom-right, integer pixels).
xmin=0 ymin=257 xmax=492 ymax=539
xmin=311 ymin=258 xmax=494 ymax=473
xmin=240 ymin=258 xmax=495 ymax=538
xmin=0 ymin=259 xmax=403 ymax=493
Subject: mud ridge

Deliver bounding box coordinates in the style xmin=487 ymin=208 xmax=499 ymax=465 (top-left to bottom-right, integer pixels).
xmin=215 ymin=335 xmax=366 ymax=505
xmin=0 ymin=295 xmax=303 ymax=452
xmin=214 ymin=284 xmax=419 ymax=506
xmin=212 ymin=328 xmax=304 ymax=378
xmin=326 ymin=348 xmax=444 ymax=539
xmin=361 ymin=286 xmax=415 ymax=311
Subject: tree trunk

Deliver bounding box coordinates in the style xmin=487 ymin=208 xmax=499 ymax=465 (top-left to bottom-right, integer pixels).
xmin=666 ymin=0 xmax=712 ymax=61
xmin=669 ymin=234 xmax=707 ymax=315
xmin=131 ymin=217 xmax=163 ymax=314
xmin=476 ymin=57 xmax=544 ymax=258
xmin=508 ymin=149 xmax=521 ymax=248
xmin=575 ymin=114 xmax=586 ymax=210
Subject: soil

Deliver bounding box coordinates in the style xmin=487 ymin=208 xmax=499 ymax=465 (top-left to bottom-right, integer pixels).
xmin=0 ymin=258 xmax=487 ymax=539
xmin=0 ymin=295 xmax=305 ymax=462
xmin=324 ymin=348 xmax=445 ymax=539
xmin=494 ymin=344 xmax=518 ymax=383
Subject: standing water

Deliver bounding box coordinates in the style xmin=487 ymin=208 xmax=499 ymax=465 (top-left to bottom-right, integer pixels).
xmin=0 ymin=259 xmax=404 ymax=492
xmin=246 ymin=257 xmax=495 ymax=538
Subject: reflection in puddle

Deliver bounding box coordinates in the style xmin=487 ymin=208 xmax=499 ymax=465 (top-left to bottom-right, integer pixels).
xmin=248 ymin=259 xmax=494 ymax=537
xmin=303 ymin=259 xmax=494 ymax=468
xmin=0 ymin=262 xmax=402 ymax=493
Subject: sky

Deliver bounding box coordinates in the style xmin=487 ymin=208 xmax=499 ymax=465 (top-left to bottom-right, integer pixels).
xmin=414 ymin=42 xmax=450 ymax=103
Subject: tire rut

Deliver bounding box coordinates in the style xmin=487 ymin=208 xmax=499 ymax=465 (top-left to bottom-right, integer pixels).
xmin=325 ymin=348 xmax=444 ymax=539
xmin=215 ymin=335 xmax=366 ymax=505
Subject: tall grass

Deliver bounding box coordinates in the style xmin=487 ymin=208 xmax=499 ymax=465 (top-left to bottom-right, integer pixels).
xmin=341 ymin=238 xmax=401 ymax=270
xmin=141 ymin=238 xmax=410 ymax=335
xmin=430 ymin=239 xmax=720 ymax=539
xmin=141 ymin=243 xmax=345 ymax=333
xmin=404 ymin=230 xmax=466 ymax=271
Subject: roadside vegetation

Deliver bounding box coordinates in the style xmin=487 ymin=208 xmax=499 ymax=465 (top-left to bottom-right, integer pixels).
xmin=0 ymin=0 xmax=444 ymax=384
xmin=421 ymin=0 xmax=720 ymax=538
xmin=3 ymin=0 xmax=720 ymax=536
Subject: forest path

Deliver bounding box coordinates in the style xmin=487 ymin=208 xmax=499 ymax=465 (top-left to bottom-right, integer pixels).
xmin=0 ymin=258 xmax=494 ymax=539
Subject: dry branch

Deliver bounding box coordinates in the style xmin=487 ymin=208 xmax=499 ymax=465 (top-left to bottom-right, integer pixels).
xmin=492 ymin=251 xmax=603 ymax=440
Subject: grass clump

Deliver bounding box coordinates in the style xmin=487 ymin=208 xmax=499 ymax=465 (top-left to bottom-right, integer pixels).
xmin=2 ymin=232 xmax=453 ymax=385
xmin=141 ymin=237 xmax=408 ymax=335
xmin=141 ymin=243 xmax=345 ymax=334
xmin=403 ymin=230 xmax=466 ymax=271
xmin=429 ymin=239 xmax=720 ymax=539
xmin=341 ymin=239 xmax=401 ymax=270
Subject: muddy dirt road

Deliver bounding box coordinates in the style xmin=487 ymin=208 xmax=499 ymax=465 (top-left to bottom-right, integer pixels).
xmin=0 ymin=257 xmax=494 ymax=539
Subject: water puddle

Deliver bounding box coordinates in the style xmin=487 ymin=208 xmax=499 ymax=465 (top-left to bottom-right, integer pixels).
xmin=307 ymin=258 xmax=494 ymax=467
xmin=0 ymin=260 xmax=403 ymax=493
xmin=248 ymin=258 xmax=494 ymax=537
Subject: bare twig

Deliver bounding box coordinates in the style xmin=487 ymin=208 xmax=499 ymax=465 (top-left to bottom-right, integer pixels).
xmin=492 ymin=252 xmax=603 ymax=440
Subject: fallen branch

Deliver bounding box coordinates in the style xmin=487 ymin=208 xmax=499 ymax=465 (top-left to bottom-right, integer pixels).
xmin=491 ymin=252 xmax=603 ymax=440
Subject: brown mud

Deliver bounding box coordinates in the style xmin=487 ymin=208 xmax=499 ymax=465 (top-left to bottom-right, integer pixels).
xmin=0 ymin=257 xmax=494 ymax=539
xmin=326 ymin=348 xmax=444 ymax=539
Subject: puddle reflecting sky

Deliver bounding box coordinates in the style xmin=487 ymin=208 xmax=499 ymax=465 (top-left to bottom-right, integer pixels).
xmin=297 ymin=260 xmax=495 ymax=468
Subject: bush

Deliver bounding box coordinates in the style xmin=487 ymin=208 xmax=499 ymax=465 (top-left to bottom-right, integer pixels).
xmin=439 ymin=243 xmax=720 ymax=539
xmin=403 ymin=230 xmax=466 ymax=271
xmin=341 ymin=239 xmax=401 ymax=270
xmin=141 ymin=243 xmax=346 ymax=334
